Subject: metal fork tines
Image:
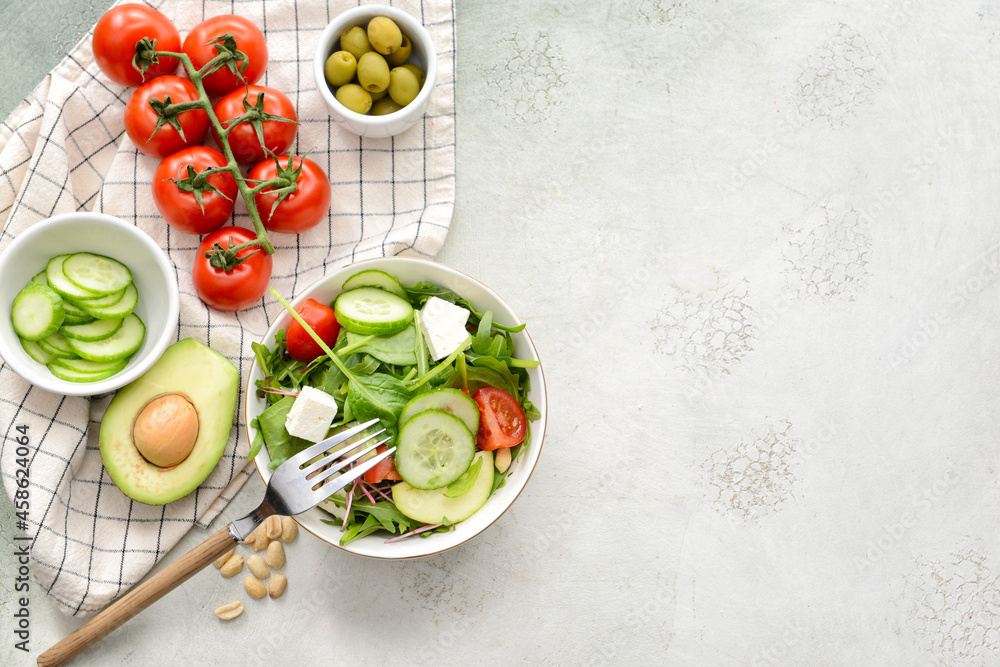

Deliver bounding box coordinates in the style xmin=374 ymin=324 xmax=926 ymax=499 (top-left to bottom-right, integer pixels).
xmin=229 ymin=418 xmax=395 ymax=541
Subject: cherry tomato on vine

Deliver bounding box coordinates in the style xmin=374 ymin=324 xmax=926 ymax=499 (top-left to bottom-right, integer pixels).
xmin=192 ymin=227 xmax=273 ymax=312
xmin=124 ymin=75 xmax=210 ymax=158
xmin=472 ymin=387 xmax=527 ymax=451
xmin=285 ymin=298 xmax=340 ymax=362
xmin=248 ymin=156 xmax=331 ymax=234
xmin=93 ymin=4 xmax=180 ymax=87
xmin=213 ymin=85 xmax=298 ymax=164
xmin=182 ymin=15 xmax=268 ymax=96
xmin=153 ymin=146 xmax=237 ymax=235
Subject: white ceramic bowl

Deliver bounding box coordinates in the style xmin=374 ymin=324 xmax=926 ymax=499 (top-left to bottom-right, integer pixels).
xmin=313 ymin=5 xmax=437 ymax=138
xmin=246 ymin=258 xmax=547 ymax=559
xmin=0 ymin=212 xmax=179 ymax=396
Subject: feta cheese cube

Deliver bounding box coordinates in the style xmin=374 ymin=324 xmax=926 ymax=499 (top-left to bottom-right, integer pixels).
xmin=419 ymin=296 xmax=471 ymax=360
xmin=284 ymin=386 xmax=339 ymax=443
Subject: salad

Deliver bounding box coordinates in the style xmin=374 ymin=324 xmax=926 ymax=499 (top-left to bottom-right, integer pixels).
xmin=250 ymin=268 xmax=540 ymax=545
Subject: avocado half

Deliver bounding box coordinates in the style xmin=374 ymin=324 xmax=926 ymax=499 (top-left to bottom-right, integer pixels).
xmin=99 ymin=338 xmax=239 ymax=505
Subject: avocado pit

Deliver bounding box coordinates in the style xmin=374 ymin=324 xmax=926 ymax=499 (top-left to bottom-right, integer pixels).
xmin=131 ymin=393 xmax=200 ymax=468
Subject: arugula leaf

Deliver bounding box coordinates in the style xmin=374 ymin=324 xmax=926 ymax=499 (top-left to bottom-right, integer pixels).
xmin=344 ymin=324 xmax=418 ymax=366
xmin=257 ymin=395 xmax=311 ymax=469
xmin=347 ymin=373 xmax=411 ymax=442
xmin=247 ymin=418 xmax=264 ymax=462
xmin=349 ymin=500 xmax=416 ymax=531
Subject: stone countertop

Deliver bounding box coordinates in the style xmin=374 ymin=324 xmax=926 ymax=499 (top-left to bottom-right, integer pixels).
xmin=4 ymin=1 xmax=1000 ymax=665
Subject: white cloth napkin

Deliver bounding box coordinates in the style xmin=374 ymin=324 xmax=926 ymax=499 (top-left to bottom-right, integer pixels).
xmin=0 ymin=0 xmax=455 ymax=617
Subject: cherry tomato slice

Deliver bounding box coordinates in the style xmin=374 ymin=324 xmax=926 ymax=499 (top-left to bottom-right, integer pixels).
xmin=363 ymin=445 xmax=402 ymax=484
xmin=472 ymin=387 xmax=527 ymax=451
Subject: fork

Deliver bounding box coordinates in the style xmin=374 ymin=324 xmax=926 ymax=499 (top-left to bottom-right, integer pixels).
xmin=37 ymin=418 xmax=392 ymax=667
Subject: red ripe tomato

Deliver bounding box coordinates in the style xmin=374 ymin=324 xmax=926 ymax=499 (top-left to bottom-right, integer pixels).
xmin=152 ymin=147 xmax=237 ymax=235
xmin=285 ymin=298 xmax=340 ymax=362
xmin=213 ymin=85 xmax=298 ymax=164
xmin=93 ymin=4 xmax=180 ymax=87
xmin=182 ymin=15 xmax=268 ymax=96
xmin=248 ymin=156 xmax=331 ymax=234
xmin=192 ymin=227 xmax=273 ymax=312
xmin=363 ymin=445 xmax=402 ymax=484
xmin=472 ymin=387 xmax=527 ymax=451
xmin=124 ymin=76 xmax=210 ymax=158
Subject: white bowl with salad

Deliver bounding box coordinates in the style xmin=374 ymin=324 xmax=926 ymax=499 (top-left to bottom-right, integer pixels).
xmin=0 ymin=212 xmax=179 ymax=396
xmin=246 ymin=258 xmax=546 ymax=559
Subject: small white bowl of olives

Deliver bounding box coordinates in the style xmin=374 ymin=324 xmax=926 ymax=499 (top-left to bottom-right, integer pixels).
xmin=314 ymin=5 xmax=437 ymax=138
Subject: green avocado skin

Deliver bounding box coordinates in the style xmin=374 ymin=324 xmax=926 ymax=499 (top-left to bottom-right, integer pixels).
xmin=99 ymin=338 xmax=239 ymax=505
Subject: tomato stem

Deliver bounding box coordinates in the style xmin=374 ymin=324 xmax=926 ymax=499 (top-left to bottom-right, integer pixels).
xmin=154 ymin=49 xmax=275 ymax=257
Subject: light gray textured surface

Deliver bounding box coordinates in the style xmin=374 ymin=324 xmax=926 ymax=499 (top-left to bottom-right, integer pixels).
xmin=5 ymin=0 xmax=1000 ymax=665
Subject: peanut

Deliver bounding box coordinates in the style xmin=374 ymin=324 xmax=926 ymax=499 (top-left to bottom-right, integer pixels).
xmin=213 ymin=547 xmax=235 ymax=569
xmin=268 ymin=574 xmax=287 ymax=599
xmin=247 ymin=554 xmax=270 ymax=580
xmin=219 ymin=553 xmax=244 ymax=578
xmin=214 ymin=601 xmax=244 ymax=620
xmin=265 ymin=515 xmax=282 ymax=540
xmin=244 ymin=576 xmax=267 ymax=600
xmin=241 ymin=532 xmax=254 ymax=545
xmin=495 ymin=446 xmax=512 ymax=473
xmin=281 ymin=516 xmax=298 ymax=543
xmin=265 ymin=540 xmax=285 ymax=569
xmin=252 ymin=523 xmax=270 ymax=552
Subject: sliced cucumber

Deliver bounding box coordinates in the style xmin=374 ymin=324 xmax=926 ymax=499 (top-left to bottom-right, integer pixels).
xmin=72 ymin=287 xmax=125 ymax=309
xmin=334 ymin=287 xmax=413 ymax=336
xmin=64 ymin=313 xmax=144 ymax=362
xmin=47 ymin=363 xmax=124 ymax=383
xmin=11 ymin=283 xmax=64 ymax=341
xmin=62 ymin=252 xmax=132 ymax=296
xmin=31 ymin=271 xmax=48 ymax=286
xmin=342 ymin=269 xmax=407 ymax=298
xmin=399 ymin=388 xmax=479 ymax=434
xmin=46 ymin=255 xmax=100 ymax=300
xmin=62 ymin=298 xmax=93 ymax=322
xmin=61 ymin=317 xmax=123 ymax=342
xmin=395 ymin=409 xmax=475 ymax=490
xmin=49 ymin=356 xmax=128 ymax=375
xmin=37 ymin=333 xmax=78 ymax=359
xmin=79 ymin=283 xmax=137 ymax=320
xmin=20 ymin=338 xmax=56 ymax=364
xmin=392 ymin=450 xmax=494 ymax=524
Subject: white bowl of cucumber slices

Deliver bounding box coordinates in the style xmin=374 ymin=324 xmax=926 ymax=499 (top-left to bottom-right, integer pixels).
xmin=246 ymin=257 xmax=547 ymax=559
xmin=0 ymin=212 xmax=179 ymax=396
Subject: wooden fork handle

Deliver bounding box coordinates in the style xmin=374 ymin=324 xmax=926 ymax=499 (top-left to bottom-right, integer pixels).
xmin=37 ymin=526 xmax=237 ymax=667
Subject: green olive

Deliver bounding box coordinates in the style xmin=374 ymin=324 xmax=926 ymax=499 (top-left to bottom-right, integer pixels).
xmin=324 ymin=51 xmax=357 ymax=87
xmin=335 ymin=83 xmax=372 ymax=114
xmin=370 ymin=88 xmax=389 ymax=102
xmin=401 ymin=63 xmax=426 ymax=88
xmin=340 ymin=26 xmax=373 ymax=61
xmin=367 ymin=17 xmax=402 ymax=56
xmin=357 ymin=52 xmax=390 ymax=93
xmin=371 ymin=97 xmax=404 ymax=116
xmin=388 ymin=67 xmax=420 ymax=107
xmin=385 ymin=34 xmax=412 ymax=67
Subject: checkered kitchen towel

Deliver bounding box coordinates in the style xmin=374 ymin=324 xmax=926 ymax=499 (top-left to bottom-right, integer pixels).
xmin=0 ymin=0 xmax=455 ymax=616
